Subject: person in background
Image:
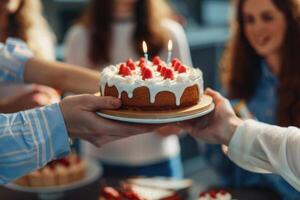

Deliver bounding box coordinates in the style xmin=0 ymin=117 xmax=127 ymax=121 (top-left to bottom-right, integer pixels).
xmin=64 ymin=0 xmax=192 ymax=178
xmin=0 ymin=0 xmax=59 ymax=113
xmin=0 ymin=38 xmax=164 ymax=184
xmin=205 ymin=0 xmax=300 ymax=198
xmin=180 ymin=88 xmax=300 ymax=192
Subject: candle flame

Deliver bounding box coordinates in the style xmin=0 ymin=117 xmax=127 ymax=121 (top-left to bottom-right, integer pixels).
xmin=168 ymin=40 xmax=173 ymax=51
xmin=142 ymin=41 xmax=148 ymax=53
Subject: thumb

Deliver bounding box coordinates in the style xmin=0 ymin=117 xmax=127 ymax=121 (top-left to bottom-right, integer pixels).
xmin=87 ymin=96 xmax=122 ymax=110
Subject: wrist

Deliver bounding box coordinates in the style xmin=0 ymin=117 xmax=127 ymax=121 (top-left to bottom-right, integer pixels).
xmin=223 ymin=116 xmax=243 ymax=146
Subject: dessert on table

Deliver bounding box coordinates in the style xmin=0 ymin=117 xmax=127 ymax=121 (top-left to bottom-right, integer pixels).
xmin=13 ymin=153 xmax=86 ymax=187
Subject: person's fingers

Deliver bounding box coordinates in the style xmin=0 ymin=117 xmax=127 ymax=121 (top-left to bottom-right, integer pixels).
xmin=205 ymin=88 xmax=224 ymax=104
xmin=86 ymin=96 xmax=122 ymax=110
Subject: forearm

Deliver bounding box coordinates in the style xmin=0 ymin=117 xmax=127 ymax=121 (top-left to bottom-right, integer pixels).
xmin=0 ymin=104 xmax=70 ymax=184
xmin=227 ymin=120 xmax=300 ymax=191
xmin=24 ymin=58 xmax=99 ymax=94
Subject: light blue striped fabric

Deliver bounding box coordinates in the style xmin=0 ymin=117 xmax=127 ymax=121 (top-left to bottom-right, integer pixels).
xmin=0 ymin=38 xmax=70 ymax=184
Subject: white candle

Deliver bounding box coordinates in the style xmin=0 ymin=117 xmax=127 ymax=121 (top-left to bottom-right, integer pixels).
xmin=142 ymin=41 xmax=148 ymax=63
xmin=167 ymin=40 xmax=173 ymax=66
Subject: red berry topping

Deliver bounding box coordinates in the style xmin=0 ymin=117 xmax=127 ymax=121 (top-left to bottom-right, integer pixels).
xmin=171 ymin=58 xmax=180 ymax=66
xmin=178 ymin=65 xmax=187 ymax=73
xmin=157 ymin=64 xmax=163 ymax=72
xmin=152 ymin=56 xmax=161 ymax=65
xmin=209 ymin=190 xmax=217 ymax=198
xmin=164 ymin=69 xmax=174 ymax=80
xmin=58 ymin=158 xmax=70 ymax=167
xmin=160 ymin=67 xmax=167 ymax=76
xmin=128 ymin=62 xmax=135 ymax=70
xmin=219 ymin=189 xmax=227 ymax=195
xmin=126 ymin=58 xmax=134 ymax=66
xmin=174 ymin=62 xmax=181 ymax=71
xmin=139 ymin=57 xmax=146 ymax=66
xmin=139 ymin=62 xmax=146 ymax=68
xmin=199 ymin=192 xmax=207 ymax=197
xmin=119 ymin=64 xmax=131 ymax=77
xmin=142 ymin=68 xmax=153 ymax=80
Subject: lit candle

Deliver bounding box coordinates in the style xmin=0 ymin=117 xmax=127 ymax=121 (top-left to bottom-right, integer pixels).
xmin=142 ymin=41 xmax=148 ymax=63
xmin=167 ymin=40 xmax=173 ymax=66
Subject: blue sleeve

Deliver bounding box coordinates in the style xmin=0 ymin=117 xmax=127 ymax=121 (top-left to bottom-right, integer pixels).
xmin=0 ymin=103 xmax=70 ymax=184
xmin=0 ymin=38 xmax=33 ymax=83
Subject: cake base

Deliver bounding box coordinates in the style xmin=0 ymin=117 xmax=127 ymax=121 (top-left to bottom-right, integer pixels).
xmin=97 ymin=95 xmax=213 ymax=124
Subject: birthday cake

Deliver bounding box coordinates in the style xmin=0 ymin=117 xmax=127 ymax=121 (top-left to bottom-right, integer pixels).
xmin=99 ymin=56 xmax=203 ymax=110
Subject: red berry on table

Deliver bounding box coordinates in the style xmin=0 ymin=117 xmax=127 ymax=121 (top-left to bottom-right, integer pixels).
xmin=178 ymin=65 xmax=187 ymax=73
xmin=164 ymin=68 xmax=174 ymax=80
xmin=209 ymin=190 xmax=217 ymax=198
xmin=142 ymin=68 xmax=153 ymax=80
xmin=160 ymin=67 xmax=167 ymax=76
xmin=152 ymin=56 xmax=161 ymax=65
xmin=199 ymin=192 xmax=206 ymax=197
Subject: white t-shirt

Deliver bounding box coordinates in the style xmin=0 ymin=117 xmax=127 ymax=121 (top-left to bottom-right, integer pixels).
xmin=228 ymin=120 xmax=300 ymax=191
xmin=64 ymin=19 xmax=192 ymax=165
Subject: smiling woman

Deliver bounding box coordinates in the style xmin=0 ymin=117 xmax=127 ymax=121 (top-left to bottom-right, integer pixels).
xmin=208 ymin=0 xmax=300 ymax=199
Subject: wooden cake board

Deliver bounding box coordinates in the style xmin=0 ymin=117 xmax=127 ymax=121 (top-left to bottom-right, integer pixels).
xmin=100 ymin=95 xmax=213 ymax=119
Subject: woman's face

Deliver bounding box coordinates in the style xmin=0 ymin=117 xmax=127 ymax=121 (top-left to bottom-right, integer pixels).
xmin=242 ymin=0 xmax=287 ymax=58
xmin=0 ymin=0 xmax=23 ymax=14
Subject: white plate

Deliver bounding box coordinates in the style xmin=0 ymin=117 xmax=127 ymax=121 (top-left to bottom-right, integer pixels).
xmin=5 ymin=159 xmax=101 ymax=199
xmin=97 ymin=103 xmax=215 ymax=124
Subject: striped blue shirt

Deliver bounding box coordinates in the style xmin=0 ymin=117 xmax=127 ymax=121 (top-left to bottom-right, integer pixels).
xmin=0 ymin=38 xmax=70 ymax=184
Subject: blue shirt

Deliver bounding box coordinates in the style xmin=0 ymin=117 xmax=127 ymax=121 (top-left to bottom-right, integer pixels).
xmin=0 ymin=38 xmax=70 ymax=184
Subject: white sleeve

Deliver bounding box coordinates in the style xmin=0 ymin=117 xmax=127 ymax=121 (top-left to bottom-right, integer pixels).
xmin=63 ymin=25 xmax=90 ymax=68
xmin=160 ymin=19 xmax=193 ymax=67
xmin=227 ymin=119 xmax=300 ymax=191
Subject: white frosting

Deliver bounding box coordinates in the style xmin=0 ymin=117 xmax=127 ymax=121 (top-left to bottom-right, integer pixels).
xmin=99 ymin=61 xmax=203 ymax=106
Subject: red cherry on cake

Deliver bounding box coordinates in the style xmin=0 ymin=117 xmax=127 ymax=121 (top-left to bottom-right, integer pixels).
xmin=126 ymin=58 xmax=134 ymax=66
xmin=164 ymin=68 xmax=174 ymax=80
xmin=171 ymin=58 xmax=180 ymax=66
xmin=139 ymin=62 xmax=146 ymax=68
xmin=139 ymin=57 xmax=146 ymax=66
xmin=174 ymin=62 xmax=181 ymax=71
xmin=156 ymin=64 xmax=163 ymax=72
xmin=152 ymin=56 xmax=161 ymax=65
xmin=160 ymin=67 xmax=167 ymax=76
xmin=119 ymin=64 xmax=131 ymax=77
xmin=128 ymin=62 xmax=135 ymax=70
xmin=178 ymin=65 xmax=187 ymax=73
xmin=142 ymin=68 xmax=153 ymax=80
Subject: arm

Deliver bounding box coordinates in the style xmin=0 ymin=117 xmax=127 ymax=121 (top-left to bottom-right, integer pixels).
xmin=180 ymin=88 xmax=300 ymax=191
xmin=228 ymin=120 xmax=300 ymax=191
xmin=0 ymin=104 xmax=70 ymax=184
xmin=0 ymin=38 xmax=99 ymax=94
xmin=24 ymin=58 xmax=99 ymax=94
